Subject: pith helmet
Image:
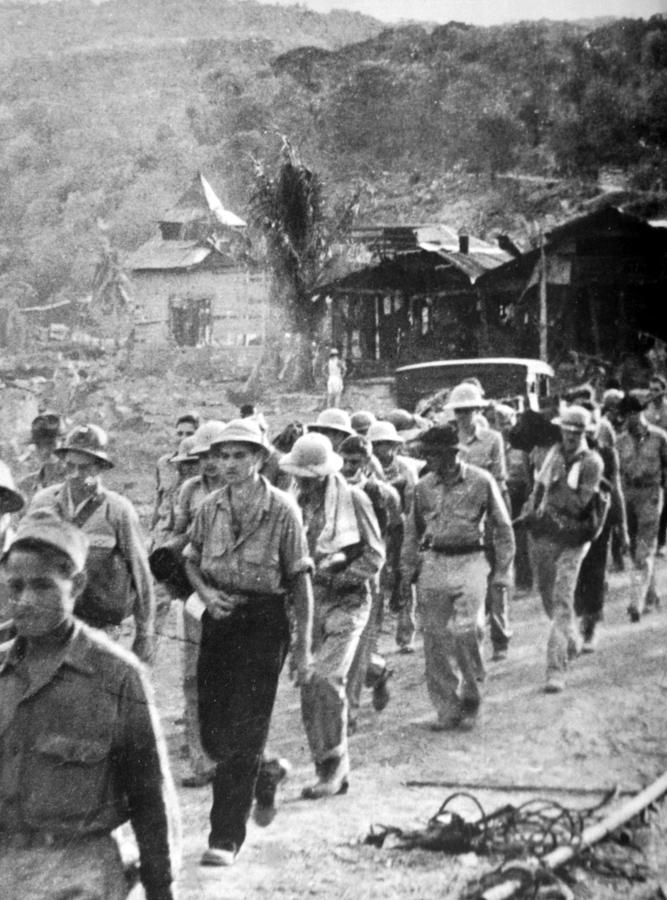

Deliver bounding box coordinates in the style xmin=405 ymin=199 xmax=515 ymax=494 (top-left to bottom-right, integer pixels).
xmin=554 ymin=405 xmax=591 ymax=432
xmin=210 ymin=419 xmax=270 ymax=456
xmin=55 ymin=424 xmax=113 ymax=469
xmin=0 ymin=461 xmax=25 ymax=514
xmin=383 ymin=409 xmax=414 ymax=432
xmin=279 ymin=433 xmax=343 ymax=478
xmin=171 ymin=435 xmax=199 ymax=464
xmin=445 ymin=383 xmax=487 ymax=411
xmin=189 ymin=420 xmax=227 ymax=455
xmin=367 ymin=420 xmax=403 ymax=445
xmin=308 ymin=408 xmax=354 ymax=436
xmin=350 ymin=410 xmax=376 ymax=434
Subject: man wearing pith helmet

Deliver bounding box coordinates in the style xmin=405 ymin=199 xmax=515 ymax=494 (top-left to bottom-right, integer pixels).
xmin=169 ymin=420 xmax=228 ymax=790
xmin=184 ymin=418 xmax=314 ymax=868
xmin=525 ymin=405 xmax=604 ymax=693
xmin=445 ymin=382 xmax=512 ymax=662
xmin=307 ymin=407 xmax=354 ymax=452
xmin=0 ymin=511 xmax=179 ymax=900
xmin=368 ymin=419 xmax=420 ymax=652
xmin=402 ymin=424 xmax=513 ymax=730
xmin=28 ymin=424 xmax=157 ymax=665
xmin=280 ymin=431 xmax=384 ymax=798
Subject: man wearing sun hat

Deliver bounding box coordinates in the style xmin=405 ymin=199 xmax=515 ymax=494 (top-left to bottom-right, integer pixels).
xmin=184 ymin=418 xmax=314 ymax=868
xmin=367 ymin=419 xmax=421 ymax=651
xmin=0 ymin=510 xmax=179 ymax=900
xmin=401 ymin=424 xmax=514 ymax=730
xmin=445 ymin=382 xmax=512 ymax=662
xmin=28 ymin=424 xmax=157 ymax=665
xmin=280 ymin=431 xmax=384 ymax=798
xmin=307 ymin=407 xmax=355 ymax=452
xmin=616 ymin=391 xmax=667 ymax=620
xmin=525 ymin=405 xmax=604 ymax=692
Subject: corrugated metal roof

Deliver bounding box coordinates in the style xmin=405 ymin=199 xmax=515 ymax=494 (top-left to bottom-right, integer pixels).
xmin=127 ymin=237 xmax=213 ymax=271
xmin=422 ymin=246 xmax=512 ymax=282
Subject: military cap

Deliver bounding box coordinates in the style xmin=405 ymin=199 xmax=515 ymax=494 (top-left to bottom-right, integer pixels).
xmin=7 ymin=510 xmax=89 ymax=572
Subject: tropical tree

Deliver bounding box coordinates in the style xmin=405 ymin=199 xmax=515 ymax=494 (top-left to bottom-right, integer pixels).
xmin=249 ymin=138 xmax=359 ymax=388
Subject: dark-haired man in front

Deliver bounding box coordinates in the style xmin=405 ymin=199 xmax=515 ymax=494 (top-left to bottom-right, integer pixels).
xmin=0 ymin=513 xmax=178 ymax=900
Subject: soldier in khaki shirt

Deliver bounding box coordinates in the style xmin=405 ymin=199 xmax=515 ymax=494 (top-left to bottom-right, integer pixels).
xmin=616 ymin=392 xmax=667 ymax=618
xmin=445 ymin=382 xmax=512 ymax=661
xmin=0 ymin=512 xmax=178 ymax=900
xmin=402 ymin=425 xmax=514 ymax=730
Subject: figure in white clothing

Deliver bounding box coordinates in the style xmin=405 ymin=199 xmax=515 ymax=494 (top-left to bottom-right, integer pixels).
xmin=326 ymin=349 xmax=346 ymax=408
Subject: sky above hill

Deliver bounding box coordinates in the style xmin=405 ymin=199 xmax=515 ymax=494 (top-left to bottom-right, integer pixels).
xmin=266 ymin=0 xmax=665 ymax=26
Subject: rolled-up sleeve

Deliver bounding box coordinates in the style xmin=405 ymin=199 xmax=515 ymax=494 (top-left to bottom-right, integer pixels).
xmin=114 ymin=501 xmax=155 ymax=638
xmin=487 ymin=477 xmax=515 ymax=584
xmin=182 ymin=503 xmax=207 ymax=567
xmin=401 ymin=486 xmax=424 ymax=582
xmin=279 ymin=499 xmax=313 ymax=580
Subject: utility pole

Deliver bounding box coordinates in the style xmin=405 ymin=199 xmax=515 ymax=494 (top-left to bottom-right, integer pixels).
xmin=539 ymin=231 xmax=548 ymax=362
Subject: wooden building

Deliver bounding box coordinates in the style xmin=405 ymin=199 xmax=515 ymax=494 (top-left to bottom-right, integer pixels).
xmin=476 ymin=207 xmax=667 ymax=365
xmin=311 ymin=225 xmax=512 ymax=375
xmin=127 ymin=173 xmax=268 ymax=359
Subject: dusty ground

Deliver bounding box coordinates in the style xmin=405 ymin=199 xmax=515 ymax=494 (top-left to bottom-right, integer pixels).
xmin=154 ymin=561 xmax=667 ymax=900
xmin=9 ymin=360 xmax=667 ymax=899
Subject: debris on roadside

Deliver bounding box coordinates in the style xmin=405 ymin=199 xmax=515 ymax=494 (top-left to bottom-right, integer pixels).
xmin=364 ymin=784 xmax=667 ymax=899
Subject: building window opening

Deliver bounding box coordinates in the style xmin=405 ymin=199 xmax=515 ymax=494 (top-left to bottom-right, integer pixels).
xmin=169 ymin=297 xmax=212 ymax=346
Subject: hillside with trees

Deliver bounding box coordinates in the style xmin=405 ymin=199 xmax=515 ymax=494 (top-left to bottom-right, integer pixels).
xmin=0 ymin=0 xmax=665 ymax=310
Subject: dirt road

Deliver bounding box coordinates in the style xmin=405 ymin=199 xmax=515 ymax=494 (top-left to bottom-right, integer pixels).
xmin=154 ymin=559 xmax=667 ymax=900
xmin=45 ymin=368 xmax=665 ymax=898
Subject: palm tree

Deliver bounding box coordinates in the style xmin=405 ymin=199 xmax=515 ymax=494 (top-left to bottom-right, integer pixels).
xmin=250 ymin=138 xmax=359 ymax=387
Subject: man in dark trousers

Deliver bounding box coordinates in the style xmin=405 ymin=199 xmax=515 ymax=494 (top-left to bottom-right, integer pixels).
xmin=184 ymin=419 xmax=314 ymax=868
xmin=0 ymin=511 xmax=179 ymax=900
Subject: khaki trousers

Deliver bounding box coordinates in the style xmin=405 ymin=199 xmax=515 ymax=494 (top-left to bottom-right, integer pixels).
xmin=0 ymin=834 xmax=127 ymax=900
xmin=531 ymin=536 xmax=590 ymax=680
xmin=301 ymin=584 xmax=370 ymax=781
xmin=625 ymin=486 xmax=662 ymax=613
xmin=417 ymin=550 xmax=487 ymax=723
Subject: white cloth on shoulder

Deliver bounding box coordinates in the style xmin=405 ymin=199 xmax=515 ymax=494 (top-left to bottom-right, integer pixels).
xmin=316 ymin=472 xmax=361 ymax=557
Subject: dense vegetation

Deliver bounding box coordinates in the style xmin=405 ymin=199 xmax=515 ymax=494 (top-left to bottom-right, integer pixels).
xmin=0 ymin=0 xmax=665 ymax=307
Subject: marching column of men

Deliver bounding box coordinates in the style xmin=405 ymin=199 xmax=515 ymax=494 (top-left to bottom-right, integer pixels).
xmin=1 ymin=371 xmax=667 ymax=894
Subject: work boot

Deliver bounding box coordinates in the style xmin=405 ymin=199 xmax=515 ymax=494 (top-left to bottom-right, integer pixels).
xmin=301 ymin=757 xmax=349 ymax=800
xmin=372 ymin=667 xmax=393 ymax=712
xmin=253 ymin=757 xmax=291 ymax=827
xmin=544 ymin=675 xmax=565 ymax=694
